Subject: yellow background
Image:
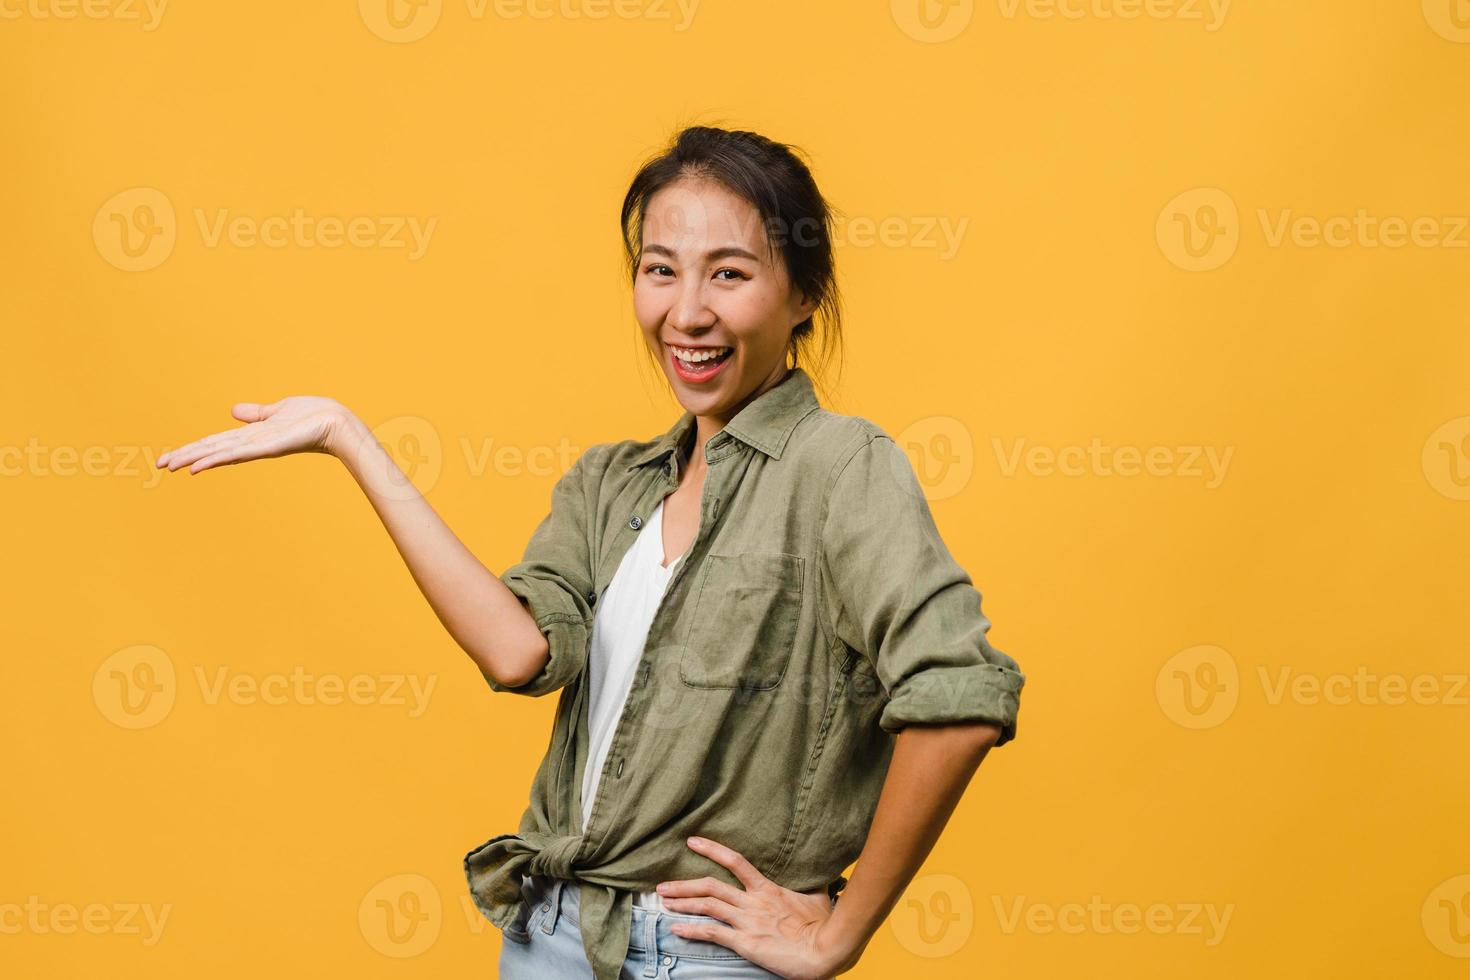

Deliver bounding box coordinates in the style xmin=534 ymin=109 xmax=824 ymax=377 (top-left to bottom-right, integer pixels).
xmin=3 ymin=1 xmax=1468 ymax=977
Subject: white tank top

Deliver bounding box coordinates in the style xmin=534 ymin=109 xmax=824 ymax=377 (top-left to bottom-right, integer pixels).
xmin=579 ymin=493 xmax=682 ymax=910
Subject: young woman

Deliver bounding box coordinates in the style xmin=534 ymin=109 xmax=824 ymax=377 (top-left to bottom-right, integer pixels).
xmin=155 ymin=126 xmax=1026 ymax=980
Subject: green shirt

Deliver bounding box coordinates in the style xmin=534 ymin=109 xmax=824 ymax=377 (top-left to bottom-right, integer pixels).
xmin=464 ymin=366 xmax=1025 ymax=980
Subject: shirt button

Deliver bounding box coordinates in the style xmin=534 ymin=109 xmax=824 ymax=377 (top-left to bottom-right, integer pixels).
xmin=586 ymin=590 xmax=597 ymax=605
xmin=628 ymin=515 xmax=643 ymax=530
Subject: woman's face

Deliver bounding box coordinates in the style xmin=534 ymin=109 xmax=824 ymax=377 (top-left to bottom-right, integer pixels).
xmin=634 ymin=177 xmax=817 ymax=423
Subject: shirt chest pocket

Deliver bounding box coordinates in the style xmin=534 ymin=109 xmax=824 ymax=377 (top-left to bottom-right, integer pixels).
xmin=680 ymin=552 xmax=805 ymax=690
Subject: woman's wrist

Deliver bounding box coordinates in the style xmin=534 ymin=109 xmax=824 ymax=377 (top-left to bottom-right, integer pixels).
xmin=325 ymin=410 xmax=391 ymax=490
xmin=818 ymin=904 xmax=872 ymax=975
xmin=324 ymin=408 xmax=370 ymax=463
xmin=327 ymin=410 xmax=427 ymax=503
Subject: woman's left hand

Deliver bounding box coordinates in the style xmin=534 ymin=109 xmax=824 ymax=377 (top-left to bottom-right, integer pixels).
xmin=654 ymin=836 xmax=856 ymax=980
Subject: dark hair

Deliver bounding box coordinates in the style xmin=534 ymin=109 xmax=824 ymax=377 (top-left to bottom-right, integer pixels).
xmin=620 ymin=124 xmax=844 ymax=396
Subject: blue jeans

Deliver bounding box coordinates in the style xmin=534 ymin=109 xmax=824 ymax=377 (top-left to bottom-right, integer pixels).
xmin=499 ymin=873 xmax=807 ymax=978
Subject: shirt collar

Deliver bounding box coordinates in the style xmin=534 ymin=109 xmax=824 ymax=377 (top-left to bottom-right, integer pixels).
xmin=625 ymin=366 xmax=821 ymax=470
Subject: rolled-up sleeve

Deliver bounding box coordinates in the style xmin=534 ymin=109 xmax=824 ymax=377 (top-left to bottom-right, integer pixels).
xmin=820 ymin=434 xmax=1025 ymax=744
xmin=487 ymin=447 xmax=600 ymax=697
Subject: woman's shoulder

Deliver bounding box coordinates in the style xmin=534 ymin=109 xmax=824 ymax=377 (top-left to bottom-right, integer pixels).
xmin=789 ymin=407 xmax=901 ymax=479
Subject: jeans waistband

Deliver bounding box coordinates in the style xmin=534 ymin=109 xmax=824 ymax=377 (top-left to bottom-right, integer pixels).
xmin=522 ymin=873 xmax=802 ymax=972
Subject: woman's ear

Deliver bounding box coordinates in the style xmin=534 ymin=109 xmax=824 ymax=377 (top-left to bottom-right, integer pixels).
xmin=793 ymin=290 xmax=819 ymax=326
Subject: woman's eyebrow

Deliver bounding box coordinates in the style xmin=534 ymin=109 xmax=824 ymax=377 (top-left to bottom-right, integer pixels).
xmin=642 ymin=243 xmax=761 ymax=262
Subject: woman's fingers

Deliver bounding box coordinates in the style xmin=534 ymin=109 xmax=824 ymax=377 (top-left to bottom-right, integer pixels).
xmin=231 ymin=400 xmax=283 ymax=423
xmin=161 ymin=429 xmax=250 ymax=470
xmin=157 ymin=400 xmax=283 ymax=468
xmin=687 ymin=837 xmax=770 ymax=893
xmin=158 ymin=440 xmax=209 ymax=469
xmin=659 ymin=873 xmax=748 ymax=909
xmin=667 ymin=916 xmax=746 ymax=955
xmin=187 ymin=426 xmax=304 ymax=473
xmin=157 ymin=431 xmax=229 ymax=467
xmin=663 ymin=893 xmax=746 ymax=928
xmin=188 ymin=435 xmax=274 ymax=473
xmin=189 ymin=447 xmax=248 ymax=473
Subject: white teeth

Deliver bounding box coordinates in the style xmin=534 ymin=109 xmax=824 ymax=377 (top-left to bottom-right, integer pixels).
xmin=671 ymin=346 xmax=731 ymax=364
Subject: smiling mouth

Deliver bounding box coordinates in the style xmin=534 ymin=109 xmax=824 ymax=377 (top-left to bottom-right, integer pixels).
xmin=668 ymin=343 xmax=734 ymax=382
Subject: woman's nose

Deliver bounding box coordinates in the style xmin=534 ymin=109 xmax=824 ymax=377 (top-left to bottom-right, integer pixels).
xmin=668 ymin=278 xmax=713 ymax=331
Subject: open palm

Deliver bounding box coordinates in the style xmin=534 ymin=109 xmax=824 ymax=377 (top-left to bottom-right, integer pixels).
xmin=155 ymin=396 xmax=350 ymax=475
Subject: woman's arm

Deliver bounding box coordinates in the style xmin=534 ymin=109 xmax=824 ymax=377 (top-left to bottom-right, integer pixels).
xmin=654 ymin=720 xmax=1002 ymax=979
xmin=328 ymin=411 xmax=552 ymax=687
xmin=155 ymin=397 xmax=550 ymax=688
xmin=820 ymin=720 xmax=1002 ymax=973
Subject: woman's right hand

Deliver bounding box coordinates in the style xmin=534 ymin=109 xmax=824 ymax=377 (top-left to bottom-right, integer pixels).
xmin=155 ymin=396 xmax=355 ymax=475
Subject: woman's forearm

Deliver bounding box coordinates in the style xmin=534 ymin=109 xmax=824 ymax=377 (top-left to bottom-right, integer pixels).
xmin=821 ymin=721 xmax=1001 ymax=973
xmin=327 ymin=411 xmax=549 ymax=687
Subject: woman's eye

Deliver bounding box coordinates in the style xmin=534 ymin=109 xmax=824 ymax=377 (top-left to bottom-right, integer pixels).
xmin=641 ymin=264 xmax=746 ymax=281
